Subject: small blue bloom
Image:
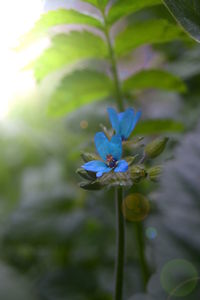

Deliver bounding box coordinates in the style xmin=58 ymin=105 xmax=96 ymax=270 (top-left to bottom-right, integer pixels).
xmin=107 ymin=107 xmax=141 ymax=140
xmin=82 ymin=132 xmax=128 ymax=177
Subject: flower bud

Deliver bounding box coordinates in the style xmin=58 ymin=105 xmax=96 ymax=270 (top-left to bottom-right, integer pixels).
xmin=148 ymin=165 xmax=163 ymax=182
xmin=81 ymin=152 xmax=99 ymax=162
xmin=129 ymin=165 xmax=147 ymax=183
xmin=145 ymin=137 xmax=169 ymax=159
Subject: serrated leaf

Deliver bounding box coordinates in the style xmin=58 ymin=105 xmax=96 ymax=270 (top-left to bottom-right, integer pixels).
xmin=115 ymin=19 xmax=185 ymax=57
xmin=133 ymin=119 xmax=184 ymax=135
xmin=48 ymin=69 xmax=113 ymax=116
xmin=18 ymin=9 xmax=103 ymax=49
xmin=108 ymin=0 xmax=161 ymax=25
xmin=123 ymin=69 xmax=186 ymax=93
xmin=29 ymin=31 xmax=108 ymax=81
xmin=163 ymin=0 xmax=200 ymax=42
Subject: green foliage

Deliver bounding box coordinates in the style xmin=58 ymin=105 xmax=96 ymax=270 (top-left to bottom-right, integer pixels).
xmin=29 ymin=31 xmax=108 ymax=81
xmin=123 ymin=69 xmax=186 ymax=92
xmin=134 ymin=119 xmax=184 ymax=135
xmin=21 ymin=0 xmax=191 ymax=116
xmin=163 ymin=0 xmax=200 ymax=42
xmin=19 ymin=9 xmax=103 ymax=48
xmin=48 ymin=69 xmax=113 ymax=116
xmin=81 ymin=0 xmax=108 ymax=8
xmin=115 ymin=19 xmax=185 ymax=56
xmin=107 ymin=0 xmax=161 ymax=24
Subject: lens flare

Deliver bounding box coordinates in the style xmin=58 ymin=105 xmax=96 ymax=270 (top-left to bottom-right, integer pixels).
xmin=146 ymin=227 xmax=157 ymax=240
xmin=122 ymin=193 xmax=150 ymax=222
xmin=160 ymin=259 xmax=198 ymax=297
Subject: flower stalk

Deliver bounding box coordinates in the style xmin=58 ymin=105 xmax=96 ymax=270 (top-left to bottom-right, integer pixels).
xmin=115 ymin=187 xmax=125 ymax=300
xmin=100 ymin=8 xmax=124 ymax=111
xmin=134 ymin=222 xmax=151 ymax=290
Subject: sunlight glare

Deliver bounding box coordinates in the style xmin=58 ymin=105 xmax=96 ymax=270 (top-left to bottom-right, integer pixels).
xmin=0 ymin=0 xmax=45 ymax=120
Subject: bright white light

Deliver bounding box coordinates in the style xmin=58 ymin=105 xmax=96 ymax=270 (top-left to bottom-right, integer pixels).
xmin=0 ymin=0 xmax=45 ymax=120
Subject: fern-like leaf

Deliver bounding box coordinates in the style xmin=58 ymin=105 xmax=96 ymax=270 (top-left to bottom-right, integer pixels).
xmin=28 ymin=31 xmax=108 ymax=81
xmin=123 ymin=69 xmax=186 ymax=93
xmin=48 ymin=69 xmax=113 ymax=116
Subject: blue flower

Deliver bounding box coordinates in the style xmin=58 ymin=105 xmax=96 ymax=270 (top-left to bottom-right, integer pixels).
xmin=82 ymin=132 xmax=128 ymax=178
xmin=107 ymin=107 xmax=141 ymax=140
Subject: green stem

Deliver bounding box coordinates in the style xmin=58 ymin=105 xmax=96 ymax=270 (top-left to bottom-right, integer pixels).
xmin=114 ymin=187 xmax=125 ymax=300
xmin=101 ymin=10 xmax=124 ymax=111
xmin=134 ymin=222 xmax=151 ymax=290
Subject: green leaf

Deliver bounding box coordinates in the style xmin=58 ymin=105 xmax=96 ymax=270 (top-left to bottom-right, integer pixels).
xmin=115 ymin=19 xmax=185 ymax=56
xmin=133 ymin=119 xmax=184 ymax=135
xmin=29 ymin=31 xmax=108 ymax=81
xmin=18 ymin=9 xmax=103 ymax=48
xmin=81 ymin=0 xmax=108 ymax=8
xmin=163 ymin=0 xmax=200 ymax=42
xmin=48 ymin=69 xmax=113 ymax=117
xmin=107 ymin=0 xmax=161 ymax=25
xmin=123 ymin=69 xmax=186 ymax=93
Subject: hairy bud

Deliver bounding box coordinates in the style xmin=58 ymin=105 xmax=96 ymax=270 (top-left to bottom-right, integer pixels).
xmin=148 ymin=166 xmax=163 ymax=182
xmin=129 ymin=165 xmax=147 ymax=183
xmin=145 ymin=137 xmax=169 ymax=159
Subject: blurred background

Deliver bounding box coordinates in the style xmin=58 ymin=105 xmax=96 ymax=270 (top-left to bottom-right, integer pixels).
xmin=0 ymin=0 xmax=200 ymax=299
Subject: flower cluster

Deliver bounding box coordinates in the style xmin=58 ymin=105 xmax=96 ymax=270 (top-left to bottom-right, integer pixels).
xmin=82 ymin=108 xmax=141 ymax=177
xmin=77 ymin=107 xmax=168 ymax=189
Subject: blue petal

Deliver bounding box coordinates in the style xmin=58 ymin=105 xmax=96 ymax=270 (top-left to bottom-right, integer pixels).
xmin=82 ymin=160 xmax=108 ymax=172
xmin=119 ymin=108 xmax=135 ymax=139
xmin=94 ymin=132 xmax=122 ymax=161
xmin=94 ymin=132 xmax=111 ymax=161
xmin=107 ymin=107 xmax=120 ymax=134
xmin=109 ymin=135 xmax=122 ymax=161
xmin=114 ymin=160 xmax=128 ymax=173
xmin=96 ymin=168 xmax=111 ymax=178
xmin=118 ymin=112 xmax=125 ymax=122
xmin=130 ymin=110 xmax=142 ymax=133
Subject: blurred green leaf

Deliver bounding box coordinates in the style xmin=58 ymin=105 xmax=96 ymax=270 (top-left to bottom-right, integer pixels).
xmin=81 ymin=0 xmax=108 ymax=8
xmin=29 ymin=31 xmax=108 ymax=81
xmin=134 ymin=119 xmax=184 ymax=135
xmin=163 ymin=0 xmax=200 ymax=42
xmin=48 ymin=69 xmax=113 ymax=116
xmin=107 ymin=0 xmax=161 ymax=25
xmin=115 ymin=19 xmax=185 ymax=56
xmin=18 ymin=9 xmax=103 ymax=49
xmin=123 ymin=69 xmax=186 ymax=92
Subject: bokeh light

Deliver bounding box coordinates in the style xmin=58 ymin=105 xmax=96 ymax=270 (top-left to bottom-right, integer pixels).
xmin=0 ymin=0 xmax=44 ymax=119
xmin=122 ymin=193 xmax=150 ymax=222
xmin=160 ymin=259 xmax=198 ymax=297
xmin=146 ymin=227 xmax=157 ymax=240
xmin=80 ymin=120 xmax=89 ymax=129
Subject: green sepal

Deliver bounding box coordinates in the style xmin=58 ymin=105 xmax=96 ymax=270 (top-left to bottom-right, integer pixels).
xmin=80 ymin=180 xmax=102 ymax=190
xmin=81 ymin=152 xmax=99 ymax=162
xmin=125 ymin=155 xmax=139 ymax=166
xmin=98 ymin=171 xmax=133 ymax=187
xmin=99 ymin=123 xmax=111 ymax=139
xmin=76 ymin=168 xmax=96 ymax=180
xmin=148 ymin=165 xmax=163 ymax=182
xmin=145 ymin=137 xmax=169 ymax=159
